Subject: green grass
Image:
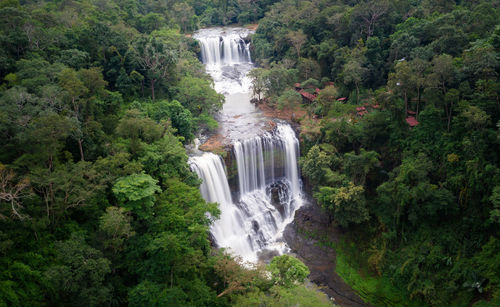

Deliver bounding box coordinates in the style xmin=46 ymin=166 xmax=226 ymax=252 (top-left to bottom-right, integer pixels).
xmin=335 ymin=246 xmax=426 ymax=307
xmin=296 ymin=225 xmax=427 ymax=306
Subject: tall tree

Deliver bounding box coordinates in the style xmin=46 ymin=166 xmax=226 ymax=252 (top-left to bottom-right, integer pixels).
xmin=134 ymin=36 xmax=177 ymax=100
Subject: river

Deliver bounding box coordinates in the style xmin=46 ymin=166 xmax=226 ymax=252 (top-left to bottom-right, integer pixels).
xmin=188 ymin=27 xmax=304 ymax=263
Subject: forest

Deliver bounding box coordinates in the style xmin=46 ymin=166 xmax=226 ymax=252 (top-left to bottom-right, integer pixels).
xmin=0 ymin=0 xmax=499 ymax=306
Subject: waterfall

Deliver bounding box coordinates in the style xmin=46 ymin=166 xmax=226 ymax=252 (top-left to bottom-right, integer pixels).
xmin=189 ymin=153 xmax=254 ymax=258
xmin=189 ymin=125 xmax=302 ymax=262
xmin=190 ymin=28 xmax=304 ymax=263
xmin=234 ymin=124 xmax=300 ymax=197
xmin=196 ymin=31 xmax=251 ymax=66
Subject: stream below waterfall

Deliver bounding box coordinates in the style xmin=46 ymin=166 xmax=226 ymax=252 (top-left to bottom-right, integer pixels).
xmin=188 ymin=27 xmax=305 ymax=263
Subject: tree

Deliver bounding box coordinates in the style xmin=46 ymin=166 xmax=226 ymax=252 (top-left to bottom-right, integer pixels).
xmin=58 ymin=68 xmax=88 ymax=114
xmin=0 ymin=163 xmax=30 ymax=220
xmin=58 ymin=68 xmax=89 ymax=161
xmin=287 ymin=29 xmax=306 ymax=58
xmin=315 ymin=182 xmax=369 ymax=227
xmin=268 ymin=255 xmax=309 ymax=288
xmin=112 ymin=173 xmax=160 ymax=220
xmin=115 ymin=109 xmax=163 ymax=154
xmin=248 ymin=68 xmax=267 ymax=102
xmin=388 ymin=60 xmax=415 ymax=116
xmin=353 ymin=0 xmax=390 ymax=39
xmin=315 ymin=85 xmax=338 ymax=116
xmin=343 ymin=149 xmax=379 ymax=186
xmin=277 ymin=90 xmax=301 ymax=120
xmin=134 ymin=36 xmax=177 ymax=100
xmin=300 ymin=145 xmax=331 ymax=186
xmin=44 ymin=233 xmax=111 ymax=306
xmin=99 ymin=206 xmax=134 ymax=255
xmin=21 ymin=112 xmax=77 ymax=170
xmin=174 ymin=76 xmax=223 ymax=116
xmin=173 ymin=3 xmax=194 ymax=33
xmin=342 ymin=58 xmax=366 ymax=103
xmin=429 ymin=54 xmax=457 ymax=124
xmin=297 ymin=58 xmax=320 ymax=80
xmin=149 ymin=100 xmax=194 ymax=143
xmin=213 ymin=255 xmax=265 ymax=297
xmin=30 ymin=161 xmax=105 ymax=225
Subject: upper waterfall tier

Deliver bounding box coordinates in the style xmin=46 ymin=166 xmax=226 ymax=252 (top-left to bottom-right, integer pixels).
xmin=194 ymin=28 xmax=252 ymax=66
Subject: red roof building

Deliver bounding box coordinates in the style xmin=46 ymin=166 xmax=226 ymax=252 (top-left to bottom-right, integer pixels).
xmin=372 ymin=104 xmax=380 ymax=109
xmin=407 ymin=110 xmax=417 ymax=115
xmin=299 ymin=90 xmax=316 ymax=103
xmin=356 ymin=106 xmax=366 ymax=112
xmin=405 ymin=116 xmax=419 ymax=127
xmin=337 ymin=97 xmax=347 ymax=102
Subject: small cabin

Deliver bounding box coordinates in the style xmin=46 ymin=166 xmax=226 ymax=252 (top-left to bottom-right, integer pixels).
xmin=299 ymin=90 xmax=317 ymax=104
xmin=405 ymin=116 xmax=419 ymax=127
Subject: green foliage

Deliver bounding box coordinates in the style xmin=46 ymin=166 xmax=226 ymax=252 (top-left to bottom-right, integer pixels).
xmin=315 ymin=182 xmax=369 ymax=227
xmin=44 ymin=233 xmax=111 ymax=306
xmin=147 ymin=99 xmax=194 ymax=143
xmin=300 ymin=145 xmax=331 ymax=186
xmin=269 ymin=255 xmax=310 ymax=288
xmin=174 ymin=75 xmax=224 ymax=116
xmin=112 ymin=173 xmax=160 ymax=220
xmin=99 ymin=206 xmax=134 ymax=254
xmin=233 ymin=284 xmax=332 ymax=307
xmin=277 ymin=89 xmax=301 ymax=114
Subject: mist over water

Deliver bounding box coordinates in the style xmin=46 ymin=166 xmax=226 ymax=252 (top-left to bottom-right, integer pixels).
xmin=189 ymin=27 xmax=304 ymax=263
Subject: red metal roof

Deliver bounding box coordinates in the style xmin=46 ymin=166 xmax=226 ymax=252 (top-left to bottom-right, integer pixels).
xmin=337 ymin=97 xmax=347 ymax=101
xmin=294 ymin=83 xmax=302 ymax=88
xmin=405 ymin=116 xmax=419 ymax=127
xmin=299 ymin=90 xmax=316 ymax=101
xmin=372 ymin=104 xmax=380 ymax=109
xmin=407 ymin=110 xmax=416 ymax=115
xmin=356 ymin=106 xmax=366 ymax=111
xmin=315 ymin=88 xmax=321 ymax=94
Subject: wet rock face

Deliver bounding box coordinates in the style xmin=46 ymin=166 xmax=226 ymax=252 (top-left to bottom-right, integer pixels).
xmin=268 ymin=181 xmax=287 ymax=217
xmin=257 ymin=249 xmax=280 ymax=264
xmin=284 ymin=204 xmax=371 ymax=307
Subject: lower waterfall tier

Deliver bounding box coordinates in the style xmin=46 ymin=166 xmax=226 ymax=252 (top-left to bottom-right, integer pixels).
xmin=189 ymin=123 xmax=303 ymax=262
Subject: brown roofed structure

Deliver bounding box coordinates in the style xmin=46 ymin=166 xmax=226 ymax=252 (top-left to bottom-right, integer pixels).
xmin=299 ymin=90 xmax=317 ymax=103
xmin=405 ymin=116 xmax=419 ymax=127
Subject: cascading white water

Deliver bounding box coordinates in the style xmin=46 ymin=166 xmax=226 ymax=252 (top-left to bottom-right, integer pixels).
xmin=189 ymin=153 xmax=254 ymax=257
xmin=189 ymin=28 xmax=304 ymax=263
xmin=233 ymin=123 xmax=303 ymax=258
xmin=197 ymin=31 xmax=251 ymax=66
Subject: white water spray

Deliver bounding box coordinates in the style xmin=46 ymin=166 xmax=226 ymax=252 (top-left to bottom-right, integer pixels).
xmin=189 ymin=28 xmax=304 ymax=263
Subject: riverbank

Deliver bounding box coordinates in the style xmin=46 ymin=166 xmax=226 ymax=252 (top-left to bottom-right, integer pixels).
xmin=283 ymin=202 xmax=371 ymax=307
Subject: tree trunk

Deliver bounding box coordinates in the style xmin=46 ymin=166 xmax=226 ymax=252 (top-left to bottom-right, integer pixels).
xmin=447 ymin=101 xmax=453 ymax=131
xmin=78 ymin=138 xmax=85 ymax=161
xmin=356 ymin=83 xmax=360 ymax=104
xmin=151 ymin=79 xmax=155 ymax=100
xmin=416 ymin=87 xmax=421 ymax=118
xmin=404 ymin=91 xmax=408 ymax=117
